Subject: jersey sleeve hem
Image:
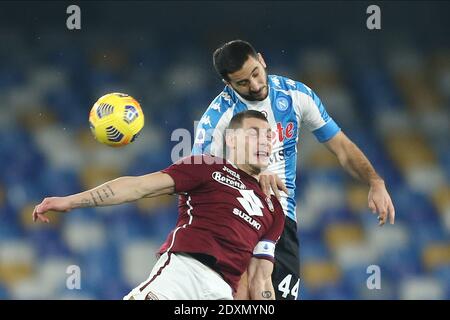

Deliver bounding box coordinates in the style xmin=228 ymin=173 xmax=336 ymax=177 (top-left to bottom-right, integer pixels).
xmin=252 ymin=254 xmax=275 ymax=262
xmin=312 ymin=119 xmax=341 ymax=143
xmin=160 ymin=168 xmax=183 ymax=194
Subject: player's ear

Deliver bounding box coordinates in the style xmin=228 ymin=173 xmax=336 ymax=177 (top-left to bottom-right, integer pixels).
xmin=257 ymin=53 xmax=267 ymax=69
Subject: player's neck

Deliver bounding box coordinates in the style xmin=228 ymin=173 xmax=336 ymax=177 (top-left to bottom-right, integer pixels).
xmin=239 ymin=164 xmax=260 ymax=178
xmin=227 ymin=157 xmax=260 ymax=179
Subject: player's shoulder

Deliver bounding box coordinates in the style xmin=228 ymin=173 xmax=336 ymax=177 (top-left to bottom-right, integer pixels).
xmin=269 ymin=74 xmax=314 ymax=96
xmin=199 ymin=86 xmax=237 ymax=129
xmin=176 ymin=154 xmax=228 ymax=168
xmin=207 ymin=86 xmax=238 ymax=113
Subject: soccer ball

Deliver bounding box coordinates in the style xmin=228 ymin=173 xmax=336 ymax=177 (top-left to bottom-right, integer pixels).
xmin=89 ymin=93 xmax=144 ymax=147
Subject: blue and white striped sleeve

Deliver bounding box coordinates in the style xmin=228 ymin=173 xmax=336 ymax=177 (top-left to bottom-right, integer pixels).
xmin=295 ymin=82 xmax=341 ymax=143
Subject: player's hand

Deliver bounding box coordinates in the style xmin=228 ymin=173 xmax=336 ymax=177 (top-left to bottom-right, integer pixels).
xmin=258 ymin=170 xmax=289 ymax=200
xmin=32 ymin=197 xmax=71 ymax=223
xmin=368 ymin=180 xmax=395 ymax=226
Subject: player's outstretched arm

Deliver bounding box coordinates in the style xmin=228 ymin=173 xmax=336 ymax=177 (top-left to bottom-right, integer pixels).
xmin=247 ymin=257 xmax=275 ymax=300
xmin=324 ymin=131 xmax=395 ymax=226
xmin=32 ymin=172 xmax=175 ymax=223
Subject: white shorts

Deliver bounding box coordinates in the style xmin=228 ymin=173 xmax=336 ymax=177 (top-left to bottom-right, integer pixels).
xmin=123 ymin=252 xmax=234 ymax=300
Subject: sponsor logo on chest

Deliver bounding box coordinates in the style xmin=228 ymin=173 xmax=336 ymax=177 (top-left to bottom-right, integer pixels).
xmin=211 ymin=171 xmax=246 ymax=190
xmin=274 ymin=121 xmax=295 ymax=143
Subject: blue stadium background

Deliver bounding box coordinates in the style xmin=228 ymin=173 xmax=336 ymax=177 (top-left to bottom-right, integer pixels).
xmin=0 ymin=1 xmax=449 ymax=299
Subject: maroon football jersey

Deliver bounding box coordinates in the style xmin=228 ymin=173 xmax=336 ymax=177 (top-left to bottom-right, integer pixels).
xmin=159 ymin=154 xmax=285 ymax=293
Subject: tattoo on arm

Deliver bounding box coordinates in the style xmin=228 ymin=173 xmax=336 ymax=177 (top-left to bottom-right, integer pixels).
xmin=107 ymin=185 xmax=115 ymax=196
xmin=262 ymin=291 xmax=272 ymax=299
xmin=89 ymin=192 xmax=99 ymax=206
xmin=90 ymin=185 xmax=115 ymax=206
xmin=75 ymin=184 xmax=116 ymax=208
xmin=96 ymin=190 xmax=104 ymax=202
xmin=99 ymin=185 xmax=115 ymax=201
xmin=102 ymin=189 xmax=110 ymax=199
xmin=73 ymin=198 xmax=92 ymax=208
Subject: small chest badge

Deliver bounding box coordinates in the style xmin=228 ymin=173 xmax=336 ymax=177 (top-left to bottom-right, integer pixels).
xmin=276 ymin=96 xmax=290 ymax=112
xmin=266 ymin=197 xmax=274 ymax=212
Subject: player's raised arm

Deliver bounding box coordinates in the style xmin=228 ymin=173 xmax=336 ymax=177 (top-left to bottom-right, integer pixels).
xmin=247 ymin=257 xmax=275 ymax=300
xmin=32 ymin=172 xmax=175 ymax=223
xmin=324 ymin=131 xmax=395 ymax=226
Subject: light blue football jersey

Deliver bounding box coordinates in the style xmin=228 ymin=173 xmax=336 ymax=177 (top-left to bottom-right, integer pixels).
xmin=192 ymin=75 xmax=341 ymax=222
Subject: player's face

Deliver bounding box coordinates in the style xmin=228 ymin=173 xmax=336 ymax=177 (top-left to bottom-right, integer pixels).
xmin=236 ymin=118 xmax=273 ymax=172
xmin=226 ymin=54 xmax=269 ymax=101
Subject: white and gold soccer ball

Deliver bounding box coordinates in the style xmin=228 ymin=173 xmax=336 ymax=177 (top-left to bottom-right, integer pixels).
xmin=89 ymin=93 xmax=144 ymax=147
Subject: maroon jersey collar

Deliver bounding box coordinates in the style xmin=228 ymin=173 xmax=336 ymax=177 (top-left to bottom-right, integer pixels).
xmin=225 ymin=159 xmax=260 ymax=185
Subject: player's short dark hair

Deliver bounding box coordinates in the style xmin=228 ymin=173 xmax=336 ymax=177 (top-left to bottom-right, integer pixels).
xmin=227 ymin=110 xmax=268 ymax=130
xmin=213 ymin=40 xmax=258 ymax=81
